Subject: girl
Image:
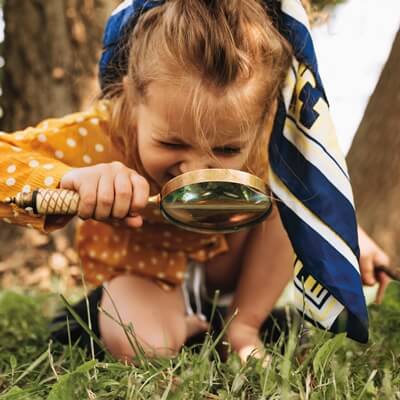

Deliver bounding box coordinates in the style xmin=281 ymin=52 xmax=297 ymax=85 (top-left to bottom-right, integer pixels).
xmin=0 ymin=0 xmax=372 ymax=361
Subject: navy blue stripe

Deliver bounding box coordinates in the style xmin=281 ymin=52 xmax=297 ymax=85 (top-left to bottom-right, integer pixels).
xmin=286 ymin=114 xmax=349 ymax=179
xmin=270 ymin=101 xmax=359 ymax=256
xmin=277 ymin=202 xmax=368 ymax=337
xmin=279 ymin=12 xmax=327 ymax=103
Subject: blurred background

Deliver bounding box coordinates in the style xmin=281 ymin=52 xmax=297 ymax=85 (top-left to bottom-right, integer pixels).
xmin=0 ymin=0 xmax=399 ymax=299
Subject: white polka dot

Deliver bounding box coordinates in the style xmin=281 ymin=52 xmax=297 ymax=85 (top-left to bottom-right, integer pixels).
xmin=89 ymin=250 xmax=97 ymax=258
xmin=90 ymin=118 xmax=99 ymax=125
xmin=43 ymin=163 xmax=54 ymax=170
xmin=11 ymin=147 xmax=21 ymax=153
xmin=28 ymin=160 xmax=39 ymax=168
xmin=38 ymin=133 xmax=47 ymax=143
xmin=176 ymin=271 xmax=184 ymax=279
xmin=101 ymin=251 xmax=108 ymax=259
xmin=3 ymin=218 xmax=12 ymax=223
xmin=163 ymin=231 xmax=172 ymax=238
xmin=6 ymin=177 xmax=16 ymax=186
xmin=14 ymin=133 xmax=24 ymax=141
xmin=121 ymin=249 xmax=127 ymax=256
xmin=162 ymin=241 xmax=171 ymax=248
xmin=78 ymin=127 xmax=88 ymax=137
xmin=151 ymin=257 xmax=158 ymax=265
xmin=83 ymin=155 xmax=92 ymax=164
xmin=126 ymin=264 xmax=133 ymax=271
xmin=138 ymin=261 xmax=145 ymax=269
xmin=7 ymin=164 xmax=16 ymax=173
xmin=153 ymin=209 xmax=161 ymax=216
xmin=55 ymin=150 xmax=64 ymax=159
xmin=177 ymin=251 xmax=185 ymax=257
xmin=75 ymin=116 xmax=85 ymax=123
xmin=44 ymin=176 xmax=55 ymax=186
xmin=112 ymin=235 xmax=120 ymax=243
xmin=176 ymin=237 xmax=183 ymax=243
xmin=157 ymin=272 xmax=166 ymax=279
xmin=88 ymin=262 xmax=95 ymax=269
xmin=41 ymin=121 xmax=49 ymax=129
xmin=103 ymin=236 xmax=109 ymax=243
xmin=67 ymin=138 xmax=77 ymax=148
xmin=93 ymin=235 xmax=99 ymax=242
xmin=22 ymin=185 xmax=31 ymax=193
xmin=95 ymin=144 xmax=104 ymax=153
xmin=134 ymin=245 xmax=141 ymax=252
xmin=169 ymin=259 xmax=175 ymax=266
xmin=113 ymin=252 xmax=120 ymax=259
xmin=162 ymin=251 xmax=168 ymax=258
xmin=96 ymin=274 xmax=104 ymax=281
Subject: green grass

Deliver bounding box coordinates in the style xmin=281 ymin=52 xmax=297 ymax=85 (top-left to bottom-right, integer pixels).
xmin=0 ymin=284 xmax=400 ymax=399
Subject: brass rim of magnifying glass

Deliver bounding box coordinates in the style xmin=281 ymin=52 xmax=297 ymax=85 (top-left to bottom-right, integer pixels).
xmin=160 ymin=169 xmax=267 ymax=198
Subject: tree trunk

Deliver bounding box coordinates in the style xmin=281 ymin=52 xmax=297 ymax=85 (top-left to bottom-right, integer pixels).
xmin=0 ymin=0 xmax=117 ymax=257
xmin=347 ymin=30 xmax=400 ymax=266
xmin=0 ymin=0 xmax=118 ymax=132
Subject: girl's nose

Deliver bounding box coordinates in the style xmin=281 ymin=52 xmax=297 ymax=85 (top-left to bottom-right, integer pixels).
xmin=178 ymin=153 xmax=213 ymax=174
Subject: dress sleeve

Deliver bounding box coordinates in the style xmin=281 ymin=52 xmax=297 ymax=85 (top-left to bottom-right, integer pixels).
xmin=0 ymin=101 xmax=118 ymax=233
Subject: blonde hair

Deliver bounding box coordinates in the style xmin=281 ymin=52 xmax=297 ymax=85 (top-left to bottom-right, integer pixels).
xmin=105 ymin=0 xmax=292 ymax=180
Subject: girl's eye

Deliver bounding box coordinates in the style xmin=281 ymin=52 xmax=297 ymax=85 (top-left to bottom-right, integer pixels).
xmin=159 ymin=141 xmax=185 ymax=148
xmin=213 ymin=147 xmax=241 ymax=155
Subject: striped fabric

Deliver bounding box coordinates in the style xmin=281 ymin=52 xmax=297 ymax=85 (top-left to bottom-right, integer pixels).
xmin=99 ymin=0 xmax=368 ymax=343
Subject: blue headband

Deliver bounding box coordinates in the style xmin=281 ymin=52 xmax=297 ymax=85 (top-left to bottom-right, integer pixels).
xmin=99 ymin=0 xmax=368 ymax=343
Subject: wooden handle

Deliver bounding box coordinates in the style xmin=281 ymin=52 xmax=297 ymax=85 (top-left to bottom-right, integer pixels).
xmin=9 ymin=189 xmax=160 ymax=216
xmin=376 ymin=265 xmax=400 ymax=282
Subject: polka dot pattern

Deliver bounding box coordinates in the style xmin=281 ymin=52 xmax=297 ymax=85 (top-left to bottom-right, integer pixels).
xmin=29 ymin=160 xmax=39 ymax=168
xmin=0 ymin=100 xmax=232 ymax=291
xmin=7 ymin=165 xmax=16 ymax=173
xmin=44 ymin=176 xmax=55 ymax=186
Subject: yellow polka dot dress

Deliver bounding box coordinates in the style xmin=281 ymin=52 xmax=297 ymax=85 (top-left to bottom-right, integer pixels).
xmin=0 ymin=101 xmax=228 ymax=288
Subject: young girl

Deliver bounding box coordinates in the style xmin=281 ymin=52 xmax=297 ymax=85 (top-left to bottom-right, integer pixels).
xmin=0 ymin=0 xmax=373 ymax=361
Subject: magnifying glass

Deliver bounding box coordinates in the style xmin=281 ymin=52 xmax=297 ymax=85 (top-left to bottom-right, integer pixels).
xmin=5 ymin=169 xmax=273 ymax=234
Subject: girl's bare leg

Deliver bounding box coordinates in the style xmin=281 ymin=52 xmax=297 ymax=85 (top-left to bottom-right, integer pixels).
xmin=99 ymin=274 xmax=189 ymax=361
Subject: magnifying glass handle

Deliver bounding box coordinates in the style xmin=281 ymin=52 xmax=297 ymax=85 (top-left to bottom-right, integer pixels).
xmin=5 ymin=189 xmax=160 ymax=216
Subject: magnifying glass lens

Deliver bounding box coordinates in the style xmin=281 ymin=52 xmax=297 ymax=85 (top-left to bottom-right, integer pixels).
xmin=161 ymin=181 xmax=272 ymax=233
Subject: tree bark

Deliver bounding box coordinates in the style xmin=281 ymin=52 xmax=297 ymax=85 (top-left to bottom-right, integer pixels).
xmin=347 ymin=30 xmax=400 ymax=266
xmin=0 ymin=0 xmax=118 ymax=132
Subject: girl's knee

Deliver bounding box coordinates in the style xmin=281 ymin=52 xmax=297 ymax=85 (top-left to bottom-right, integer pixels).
xmin=103 ymin=320 xmax=187 ymax=360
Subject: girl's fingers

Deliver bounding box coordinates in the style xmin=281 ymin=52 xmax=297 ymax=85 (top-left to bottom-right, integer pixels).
xmin=122 ymin=215 xmax=144 ymax=228
xmin=95 ymin=173 xmax=115 ymax=220
xmin=360 ymin=257 xmax=376 ymax=286
xmin=112 ymin=172 xmax=133 ymax=219
xmin=129 ymin=173 xmax=150 ymax=212
xmin=76 ymin=177 xmax=99 ymax=219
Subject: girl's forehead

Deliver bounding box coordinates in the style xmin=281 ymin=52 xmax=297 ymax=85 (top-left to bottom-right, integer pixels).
xmin=143 ymin=79 xmax=263 ymax=144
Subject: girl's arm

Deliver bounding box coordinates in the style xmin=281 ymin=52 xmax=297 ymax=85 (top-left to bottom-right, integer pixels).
xmin=226 ymin=205 xmax=294 ymax=361
xmin=0 ymin=102 xmax=119 ymax=232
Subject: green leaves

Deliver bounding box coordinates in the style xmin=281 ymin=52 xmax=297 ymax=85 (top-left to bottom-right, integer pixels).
xmin=312 ymin=333 xmax=346 ymax=375
xmin=47 ymin=361 xmax=96 ymax=400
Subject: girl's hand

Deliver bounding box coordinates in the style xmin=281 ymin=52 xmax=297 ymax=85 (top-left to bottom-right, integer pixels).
xmin=358 ymin=226 xmax=391 ymax=304
xmin=60 ymin=161 xmax=150 ymax=228
xmin=226 ymin=320 xmax=270 ymax=365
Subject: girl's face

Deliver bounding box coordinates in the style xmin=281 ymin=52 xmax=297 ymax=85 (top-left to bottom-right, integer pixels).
xmin=136 ymin=81 xmax=261 ymax=190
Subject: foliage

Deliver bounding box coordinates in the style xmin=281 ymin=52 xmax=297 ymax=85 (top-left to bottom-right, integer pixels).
xmin=0 ymin=285 xmax=400 ymax=398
